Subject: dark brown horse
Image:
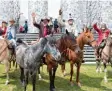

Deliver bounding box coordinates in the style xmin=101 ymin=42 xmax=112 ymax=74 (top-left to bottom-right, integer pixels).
xmin=43 ymin=35 xmax=61 ymax=91
xmin=59 ymin=28 xmax=96 ymax=86
xmin=57 ymin=30 xmax=82 ymax=86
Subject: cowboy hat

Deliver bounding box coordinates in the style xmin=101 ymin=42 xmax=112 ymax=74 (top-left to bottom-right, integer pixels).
xmin=101 ymin=23 xmax=107 ymax=30
xmin=68 ymin=13 xmax=74 ymax=21
xmin=42 ymin=16 xmax=50 ymax=22
xmin=9 ymin=19 xmax=15 ymax=23
xmin=2 ymin=21 xmax=7 ymax=24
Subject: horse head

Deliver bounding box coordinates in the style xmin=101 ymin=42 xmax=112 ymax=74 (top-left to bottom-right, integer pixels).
xmin=77 ymin=26 xmax=96 ymax=49
xmin=58 ymin=29 xmax=81 ymax=57
xmin=44 ymin=35 xmax=61 ymax=62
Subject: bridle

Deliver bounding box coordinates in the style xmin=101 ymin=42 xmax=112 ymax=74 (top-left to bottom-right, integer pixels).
xmin=61 ymin=44 xmax=79 ymax=55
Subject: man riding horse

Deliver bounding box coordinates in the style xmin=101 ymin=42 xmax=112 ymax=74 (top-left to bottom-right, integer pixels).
xmin=32 ymin=12 xmax=52 ymax=38
xmin=93 ymin=23 xmax=110 ymax=59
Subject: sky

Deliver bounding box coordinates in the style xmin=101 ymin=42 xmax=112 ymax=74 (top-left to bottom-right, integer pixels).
xmin=20 ymin=0 xmax=61 ymax=19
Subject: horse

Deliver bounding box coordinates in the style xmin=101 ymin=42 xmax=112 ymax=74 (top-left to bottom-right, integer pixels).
xmin=16 ymin=35 xmax=61 ymax=91
xmin=0 ymin=39 xmax=12 ymax=85
xmin=56 ymin=30 xmax=82 ymax=86
xmin=59 ymin=28 xmax=96 ymax=86
xmin=99 ymin=37 xmax=112 ymax=82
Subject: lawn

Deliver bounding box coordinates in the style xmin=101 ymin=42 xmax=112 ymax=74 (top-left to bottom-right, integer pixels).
xmin=0 ymin=63 xmax=112 ymax=91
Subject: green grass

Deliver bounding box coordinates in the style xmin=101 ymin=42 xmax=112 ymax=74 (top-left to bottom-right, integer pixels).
xmin=0 ymin=63 xmax=112 ymax=91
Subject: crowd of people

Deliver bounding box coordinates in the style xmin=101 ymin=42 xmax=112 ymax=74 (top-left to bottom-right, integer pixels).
xmin=0 ymin=9 xmax=111 ymax=59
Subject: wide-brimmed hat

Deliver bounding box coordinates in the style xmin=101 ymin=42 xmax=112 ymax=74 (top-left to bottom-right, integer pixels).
xmin=2 ymin=21 xmax=7 ymax=24
xmin=9 ymin=19 xmax=15 ymax=23
xmin=42 ymin=16 xmax=50 ymax=22
xmin=101 ymin=23 xmax=107 ymax=30
xmin=68 ymin=13 xmax=74 ymax=21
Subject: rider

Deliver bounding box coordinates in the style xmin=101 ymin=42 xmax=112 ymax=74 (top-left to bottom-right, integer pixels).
xmin=32 ymin=13 xmax=52 ymax=38
xmin=93 ymin=23 xmax=110 ymax=58
xmin=5 ymin=18 xmax=17 ymax=55
xmin=0 ymin=21 xmax=7 ymax=37
xmin=58 ymin=9 xmax=78 ymax=37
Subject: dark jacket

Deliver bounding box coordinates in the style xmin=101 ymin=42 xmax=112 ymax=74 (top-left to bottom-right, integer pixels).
xmin=33 ymin=22 xmax=51 ymax=38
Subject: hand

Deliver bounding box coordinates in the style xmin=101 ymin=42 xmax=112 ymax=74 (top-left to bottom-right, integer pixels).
xmin=32 ymin=12 xmax=36 ymax=18
xmin=19 ymin=13 xmax=23 ymax=15
xmin=59 ymin=9 xmax=62 ymax=15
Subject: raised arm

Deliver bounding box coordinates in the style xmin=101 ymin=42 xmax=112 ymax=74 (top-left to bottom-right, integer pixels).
xmin=57 ymin=9 xmax=65 ymax=27
xmin=93 ymin=23 xmax=101 ymax=33
xmin=32 ymin=13 xmax=40 ymax=29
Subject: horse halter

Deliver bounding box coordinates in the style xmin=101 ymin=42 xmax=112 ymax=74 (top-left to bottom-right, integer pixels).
xmin=88 ymin=39 xmax=96 ymax=46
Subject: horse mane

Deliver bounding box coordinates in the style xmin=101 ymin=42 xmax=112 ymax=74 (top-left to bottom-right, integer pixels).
xmin=58 ymin=33 xmax=76 ymax=52
xmin=16 ymin=38 xmax=28 ymax=47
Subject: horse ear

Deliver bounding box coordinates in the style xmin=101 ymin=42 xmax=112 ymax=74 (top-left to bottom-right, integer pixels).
xmin=83 ymin=27 xmax=88 ymax=33
xmin=66 ymin=29 xmax=69 ymax=35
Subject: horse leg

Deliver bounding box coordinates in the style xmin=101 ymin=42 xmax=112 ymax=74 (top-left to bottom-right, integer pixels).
xmin=24 ymin=69 xmax=29 ymax=91
xmin=103 ymin=63 xmax=108 ymax=82
xmin=4 ymin=60 xmax=10 ymax=85
xmin=38 ymin=67 xmax=42 ymax=80
xmin=15 ymin=63 xmax=18 ymax=69
xmin=76 ymin=62 xmax=81 ymax=87
xmin=96 ymin=60 xmax=102 ymax=73
xmin=48 ymin=64 xmax=54 ymax=91
xmin=70 ymin=63 xmax=74 ymax=86
xmin=52 ymin=65 xmax=58 ymax=90
xmin=20 ymin=67 xmax=24 ymax=85
xmin=32 ymin=73 xmax=37 ymax=91
xmin=61 ymin=63 xmax=66 ymax=77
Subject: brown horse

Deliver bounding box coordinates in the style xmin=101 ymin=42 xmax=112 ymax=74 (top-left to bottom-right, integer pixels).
xmin=0 ymin=39 xmax=12 ymax=85
xmin=60 ymin=28 xmax=96 ymax=86
xmin=57 ymin=30 xmax=82 ymax=86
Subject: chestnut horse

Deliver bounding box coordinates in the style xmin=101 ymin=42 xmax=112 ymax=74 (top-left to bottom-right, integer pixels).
xmin=60 ymin=28 xmax=96 ymax=86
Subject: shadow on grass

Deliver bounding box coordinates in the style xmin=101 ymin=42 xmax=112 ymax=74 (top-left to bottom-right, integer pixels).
xmin=0 ymin=66 xmax=112 ymax=91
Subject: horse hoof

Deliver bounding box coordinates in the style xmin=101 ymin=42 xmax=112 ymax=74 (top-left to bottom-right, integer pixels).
xmin=39 ymin=78 xmax=43 ymax=80
xmin=70 ymin=81 xmax=74 ymax=86
xmin=5 ymin=80 xmax=9 ymax=85
xmin=96 ymin=69 xmax=99 ymax=73
xmin=77 ymin=82 xmax=81 ymax=87
xmin=50 ymin=88 xmax=56 ymax=91
xmin=104 ymin=77 xmax=108 ymax=83
xmin=21 ymin=81 xmax=25 ymax=86
xmin=104 ymin=79 xmax=108 ymax=83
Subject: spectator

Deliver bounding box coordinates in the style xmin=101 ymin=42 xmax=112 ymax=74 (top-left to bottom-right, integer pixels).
xmin=19 ymin=25 xmax=24 ymax=33
xmin=23 ymin=20 xmax=28 ymax=33
xmin=48 ymin=17 xmax=53 ymax=29
xmin=54 ymin=19 xmax=59 ymax=33
xmin=58 ymin=9 xmax=78 ymax=37
xmin=61 ymin=20 xmax=65 ymax=33
xmin=6 ymin=18 xmax=16 ymax=55
xmin=32 ymin=12 xmax=52 ymax=38
xmin=0 ymin=21 xmax=7 ymax=36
